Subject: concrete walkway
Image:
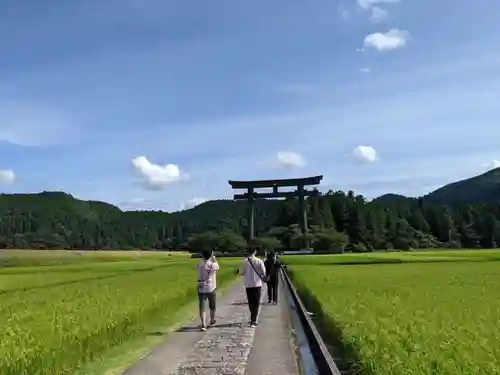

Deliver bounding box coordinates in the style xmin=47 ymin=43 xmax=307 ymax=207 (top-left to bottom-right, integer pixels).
xmin=122 ymin=280 xmax=299 ymax=375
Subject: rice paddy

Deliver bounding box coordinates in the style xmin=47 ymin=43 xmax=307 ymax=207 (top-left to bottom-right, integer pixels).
xmin=288 ymin=250 xmax=500 ymax=375
xmin=0 ymin=250 xmax=237 ymax=375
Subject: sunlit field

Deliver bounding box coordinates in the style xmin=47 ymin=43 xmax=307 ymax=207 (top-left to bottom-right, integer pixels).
xmin=0 ymin=250 xmax=238 ymax=375
xmin=288 ymin=250 xmax=500 ymax=375
xmin=0 ymin=249 xmax=190 ymax=268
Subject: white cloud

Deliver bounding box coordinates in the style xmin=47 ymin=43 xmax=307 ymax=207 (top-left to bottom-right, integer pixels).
xmin=370 ymin=6 xmax=388 ymax=22
xmin=359 ymin=67 xmax=371 ymax=73
xmin=0 ymin=169 xmax=15 ymax=184
xmin=181 ymin=197 xmax=208 ymax=210
xmin=132 ymin=156 xmax=185 ymax=190
xmin=484 ymin=160 xmax=500 ymax=171
xmin=353 ymin=146 xmax=378 ymax=163
xmin=358 ymin=0 xmax=399 ymax=23
xmin=364 ymin=29 xmax=410 ymax=51
xmin=276 ymin=151 xmax=307 ymax=168
xmin=358 ymin=0 xmax=400 ymax=9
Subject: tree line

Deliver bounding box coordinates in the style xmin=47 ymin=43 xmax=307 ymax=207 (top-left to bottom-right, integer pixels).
xmin=0 ymin=189 xmax=499 ymax=252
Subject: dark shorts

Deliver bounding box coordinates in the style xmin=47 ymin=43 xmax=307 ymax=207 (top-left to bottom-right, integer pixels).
xmin=198 ymin=290 xmax=216 ymax=311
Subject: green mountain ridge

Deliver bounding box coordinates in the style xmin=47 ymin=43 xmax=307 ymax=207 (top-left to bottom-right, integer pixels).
xmin=424 ymin=167 xmax=500 ymax=205
xmin=1 ymin=167 xmax=500 ymax=251
xmin=370 ymin=167 xmax=500 ymax=205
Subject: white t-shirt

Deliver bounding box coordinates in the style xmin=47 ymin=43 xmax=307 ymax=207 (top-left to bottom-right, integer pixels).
xmin=197 ymin=259 xmax=219 ymax=293
xmin=240 ymin=256 xmax=266 ymax=288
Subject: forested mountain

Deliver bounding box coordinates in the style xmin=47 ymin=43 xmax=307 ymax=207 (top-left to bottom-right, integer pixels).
xmin=2 ymin=170 xmax=500 ymax=252
xmin=0 ymin=191 xmax=281 ymax=251
xmin=425 ymin=167 xmax=500 ymax=205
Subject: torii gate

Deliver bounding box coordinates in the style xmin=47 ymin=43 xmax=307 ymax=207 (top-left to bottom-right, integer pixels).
xmin=228 ymin=175 xmax=323 ymax=249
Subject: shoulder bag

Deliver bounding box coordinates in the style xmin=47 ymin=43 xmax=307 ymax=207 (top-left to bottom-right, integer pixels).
xmin=248 ymin=258 xmax=270 ymax=283
xmin=197 ymin=261 xmax=214 ymax=291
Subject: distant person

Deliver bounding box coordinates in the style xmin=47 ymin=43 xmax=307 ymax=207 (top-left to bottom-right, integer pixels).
xmin=239 ymin=247 xmax=266 ymax=327
xmin=197 ymin=250 xmax=219 ymax=331
xmin=264 ymin=251 xmax=282 ymax=304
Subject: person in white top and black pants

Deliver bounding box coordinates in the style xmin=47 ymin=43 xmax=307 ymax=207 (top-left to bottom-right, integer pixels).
xmin=238 ymin=247 xmax=267 ymax=327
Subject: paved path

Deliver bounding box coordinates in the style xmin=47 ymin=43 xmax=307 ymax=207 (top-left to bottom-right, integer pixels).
xmin=122 ymin=279 xmax=299 ymax=375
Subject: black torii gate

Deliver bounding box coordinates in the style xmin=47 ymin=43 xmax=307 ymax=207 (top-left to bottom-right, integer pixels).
xmin=228 ymin=175 xmax=323 ymax=249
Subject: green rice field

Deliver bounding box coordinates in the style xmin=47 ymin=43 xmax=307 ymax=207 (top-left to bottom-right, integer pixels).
xmin=288 ymin=250 xmax=500 ymax=375
xmin=0 ymin=250 xmax=238 ymax=375
xmin=3 ymin=249 xmax=500 ymax=375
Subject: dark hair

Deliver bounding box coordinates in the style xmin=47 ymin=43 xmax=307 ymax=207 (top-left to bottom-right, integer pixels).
xmin=266 ymin=251 xmax=275 ymax=260
xmin=247 ymin=247 xmax=257 ymax=255
xmin=201 ymin=250 xmax=212 ymax=260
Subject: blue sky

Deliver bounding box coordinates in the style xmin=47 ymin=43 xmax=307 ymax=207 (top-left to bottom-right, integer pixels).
xmin=1 ymin=0 xmax=499 ymax=211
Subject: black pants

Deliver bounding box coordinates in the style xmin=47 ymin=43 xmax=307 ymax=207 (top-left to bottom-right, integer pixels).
xmin=245 ymin=287 xmax=261 ymax=323
xmin=267 ymin=280 xmax=278 ymax=303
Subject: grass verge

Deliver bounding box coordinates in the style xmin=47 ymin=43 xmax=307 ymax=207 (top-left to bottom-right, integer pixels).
xmin=288 ymin=268 xmax=362 ymax=375
xmin=0 ymin=252 xmax=240 ymax=375
xmin=288 ymin=260 xmax=500 ymax=375
xmin=75 ymin=277 xmax=238 ymax=375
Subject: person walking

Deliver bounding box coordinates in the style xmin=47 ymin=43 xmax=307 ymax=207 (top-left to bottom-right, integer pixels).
xmin=264 ymin=251 xmax=281 ymax=304
xmin=197 ymin=250 xmax=219 ymax=331
xmin=239 ymin=247 xmax=266 ymax=327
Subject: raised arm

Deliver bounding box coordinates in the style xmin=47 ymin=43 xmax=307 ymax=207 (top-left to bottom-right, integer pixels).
xmin=211 ymin=257 xmax=220 ymax=271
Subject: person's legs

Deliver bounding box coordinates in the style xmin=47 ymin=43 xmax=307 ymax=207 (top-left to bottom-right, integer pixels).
xmin=272 ymin=281 xmax=278 ymax=303
xmin=256 ymin=286 xmax=262 ymax=319
xmin=251 ymin=287 xmax=262 ymax=325
xmin=198 ymin=293 xmax=207 ymax=330
xmin=246 ymin=287 xmax=254 ymax=321
xmin=267 ymin=282 xmax=272 ymax=303
xmin=246 ymin=287 xmax=259 ymax=325
xmin=247 ymin=288 xmax=255 ymax=316
xmin=208 ymin=291 xmax=217 ymax=326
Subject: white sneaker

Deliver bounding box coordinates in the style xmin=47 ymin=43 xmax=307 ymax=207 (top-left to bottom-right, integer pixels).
xmin=200 ymin=326 xmax=207 ymax=332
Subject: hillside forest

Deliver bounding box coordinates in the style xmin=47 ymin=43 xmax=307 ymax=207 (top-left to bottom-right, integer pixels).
xmin=3 ymin=167 xmax=500 ymax=253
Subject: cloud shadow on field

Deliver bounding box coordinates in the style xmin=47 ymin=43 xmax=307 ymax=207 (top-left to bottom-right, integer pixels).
xmin=289 ymin=271 xmax=372 ymax=375
xmin=329 ymin=258 xmax=500 ymax=267
xmin=287 ymin=254 xmax=500 ymax=267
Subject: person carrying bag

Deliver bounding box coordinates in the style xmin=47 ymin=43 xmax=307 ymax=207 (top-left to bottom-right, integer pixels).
xmin=197 ymin=261 xmax=213 ymax=291
xmin=238 ymin=248 xmax=266 ymax=327
xmin=197 ymin=251 xmax=219 ymax=331
xmin=264 ymin=251 xmax=281 ymax=304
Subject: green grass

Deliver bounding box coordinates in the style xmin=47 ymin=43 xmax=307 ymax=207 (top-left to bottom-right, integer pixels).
xmin=0 ymin=249 xmax=189 ymax=268
xmin=288 ymin=250 xmax=500 ymax=375
xmin=284 ymin=249 xmax=500 ymax=266
xmin=0 ymin=250 xmax=238 ymax=375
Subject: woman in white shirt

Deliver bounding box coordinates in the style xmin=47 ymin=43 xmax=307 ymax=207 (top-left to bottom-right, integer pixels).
xmin=238 ymin=247 xmax=266 ymax=327
xmin=197 ymin=250 xmax=220 ymax=331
